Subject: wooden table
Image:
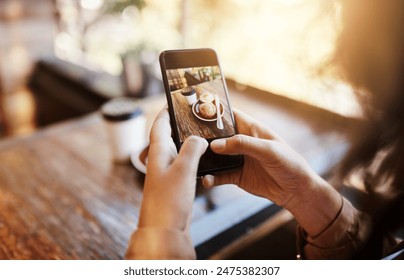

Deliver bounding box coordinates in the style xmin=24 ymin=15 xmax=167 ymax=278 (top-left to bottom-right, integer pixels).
xmin=0 ymin=96 xmax=165 ymax=259
xmin=0 ymin=87 xmax=356 ymax=259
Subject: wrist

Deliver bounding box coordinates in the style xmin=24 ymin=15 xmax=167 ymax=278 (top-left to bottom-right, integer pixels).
xmin=138 ymin=202 xmax=187 ymax=231
xmin=138 ymin=191 xmax=190 ymax=231
xmin=285 ymin=173 xmax=343 ymax=237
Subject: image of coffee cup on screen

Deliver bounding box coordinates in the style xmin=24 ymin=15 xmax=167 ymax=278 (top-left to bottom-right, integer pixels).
xmin=166 ymin=66 xmax=236 ymax=143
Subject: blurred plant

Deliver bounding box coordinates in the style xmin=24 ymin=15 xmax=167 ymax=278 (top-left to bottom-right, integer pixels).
xmin=80 ymin=0 xmax=147 ymax=49
xmin=103 ymin=0 xmax=146 ymax=14
xmin=54 ymin=0 xmax=154 ymax=74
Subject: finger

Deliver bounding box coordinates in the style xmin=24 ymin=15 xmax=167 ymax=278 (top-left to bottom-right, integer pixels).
xmin=232 ymin=108 xmax=259 ymax=129
xmin=202 ymin=172 xmax=240 ymax=188
xmin=233 ymin=108 xmax=281 ymax=140
xmin=210 ymin=134 xmax=269 ymax=160
xmin=172 ymin=136 xmax=208 ymax=174
xmin=148 ymin=107 xmax=177 ymax=170
xmin=149 ymin=107 xmax=172 ymax=144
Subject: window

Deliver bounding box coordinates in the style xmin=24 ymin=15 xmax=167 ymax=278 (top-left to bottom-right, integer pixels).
xmin=55 ymin=0 xmax=361 ymax=117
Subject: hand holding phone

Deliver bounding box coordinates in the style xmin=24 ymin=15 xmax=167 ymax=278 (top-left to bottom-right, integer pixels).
xmin=159 ymin=48 xmax=244 ymax=176
xmin=138 ymin=108 xmax=208 ymax=231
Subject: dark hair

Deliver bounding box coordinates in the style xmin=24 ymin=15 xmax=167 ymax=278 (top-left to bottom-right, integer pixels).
xmin=330 ymin=0 xmax=404 ymax=258
xmin=333 ymin=0 xmax=404 ymax=197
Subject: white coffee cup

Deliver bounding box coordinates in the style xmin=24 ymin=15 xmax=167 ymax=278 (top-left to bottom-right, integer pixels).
xmin=181 ymin=87 xmax=197 ymax=105
xmin=101 ymin=98 xmax=146 ymax=163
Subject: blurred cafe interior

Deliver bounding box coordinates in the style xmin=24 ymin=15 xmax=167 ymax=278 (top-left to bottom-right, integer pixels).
xmin=0 ymin=0 xmax=364 ymax=259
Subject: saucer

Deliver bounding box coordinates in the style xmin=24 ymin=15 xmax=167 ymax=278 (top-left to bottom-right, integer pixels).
xmin=192 ymin=99 xmax=224 ymax=122
xmin=130 ymin=145 xmax=149 ymax=174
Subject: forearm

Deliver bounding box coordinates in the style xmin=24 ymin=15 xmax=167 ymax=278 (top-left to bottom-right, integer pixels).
xmin=285 ymin=173 xmax=372 ymax=259
xmin=297 ymin=197 xmax=372 ymax=259
xmin=125 ymin=227 xmax=196 ymax=260
xmin=286 ymin=173 xmax=343 ymax=238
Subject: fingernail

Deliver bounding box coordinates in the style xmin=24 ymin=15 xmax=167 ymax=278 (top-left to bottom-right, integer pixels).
xmin=203 ymin=175 xmax=215 ymax=188
xmin=200 ymin=138 xmax=209 ymax=149
xmin=188 ymin=136 xmax=208 ymax=149
xmin=211 ymin=139 xmax=226 ymax=152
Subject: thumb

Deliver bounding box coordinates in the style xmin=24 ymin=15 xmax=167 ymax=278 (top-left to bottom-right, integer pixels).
xmin=172 ymin=136 xmax=208 ymax=173
xmin=202 ymin=172 xmax=240 ymax=189
xmin=210 ymin=134 xmax=268 ymax=160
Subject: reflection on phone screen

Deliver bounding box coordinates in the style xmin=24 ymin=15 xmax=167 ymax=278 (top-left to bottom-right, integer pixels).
xmin=166 ymin=66 xmax=236 ymax=143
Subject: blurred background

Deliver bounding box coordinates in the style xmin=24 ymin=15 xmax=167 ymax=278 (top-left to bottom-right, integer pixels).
xmin=0 ymin=0 xmax=360 ymax=138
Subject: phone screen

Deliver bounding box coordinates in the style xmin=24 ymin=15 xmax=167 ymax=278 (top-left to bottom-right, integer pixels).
xmin=166 ymin=65 xmax=236 ymax=143
xmin=160 ymin=49 xmax=243 ymax=175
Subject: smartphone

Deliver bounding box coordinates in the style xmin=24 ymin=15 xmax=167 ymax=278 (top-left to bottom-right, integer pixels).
xmin=159 ymin=48 xmax=244 ymax=176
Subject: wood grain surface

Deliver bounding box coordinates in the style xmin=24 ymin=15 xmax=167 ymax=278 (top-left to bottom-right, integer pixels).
xmin=0 ymin=96 xmax=166 ymax=260
xmin=0 ymin=114 xmax=141 ymax=259
xmin=171 ymin=79 xmax=235 ymax=142
xmin=0 ymin=94 xmax=247 ymax=260
xmin=0 ymin=87 xmax=355 ymax=259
